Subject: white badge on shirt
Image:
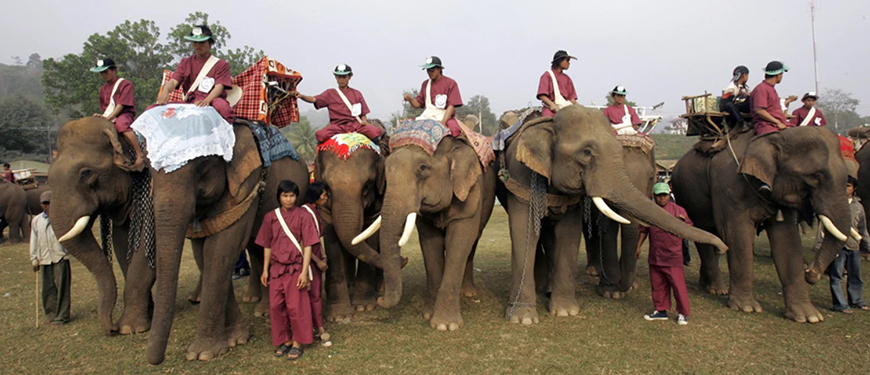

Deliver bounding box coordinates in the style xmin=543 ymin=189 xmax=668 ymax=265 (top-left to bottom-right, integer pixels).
xmin=199 ymin=77 xmax=215 ymax=94
xmin=814 ymin=117 xmax=822 ymax=125
xmin=434 ymin=94 xmax=448 ymax=109
xmin=351 ymin=103 xmax=362 ymax=116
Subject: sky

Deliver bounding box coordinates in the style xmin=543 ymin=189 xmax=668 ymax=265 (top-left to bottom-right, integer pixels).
xmin=3 ymin=0 xmax=868 ymax=124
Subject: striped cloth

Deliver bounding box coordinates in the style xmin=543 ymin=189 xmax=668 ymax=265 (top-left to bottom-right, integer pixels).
xmin=317 ymin=133 xmax=380 ymax=160
xmin=390 ymin=119 xmax=448 ymax=155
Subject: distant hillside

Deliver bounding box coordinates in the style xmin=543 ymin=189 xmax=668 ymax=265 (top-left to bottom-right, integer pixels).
xmin=650 ymin=134 xmax=697 ymax=161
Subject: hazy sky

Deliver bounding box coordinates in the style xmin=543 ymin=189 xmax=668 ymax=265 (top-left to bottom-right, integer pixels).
xmin=3 ymin=0 xmax=868 ymax=123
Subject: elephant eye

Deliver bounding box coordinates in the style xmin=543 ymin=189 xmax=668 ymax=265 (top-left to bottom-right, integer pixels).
xmin=80 ymin=169 xmax=92 ymax=180
xmin=583 ymin=148 xmax=593 ymax=157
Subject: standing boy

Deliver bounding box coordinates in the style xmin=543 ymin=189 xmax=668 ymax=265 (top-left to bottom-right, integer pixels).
xmin=822 ymin=176 xmax=870 ymax=313
xmin=636 ymin=183 xmax=692 ymax=325
xmin=30 ymin=191 xmax=71 ymax=325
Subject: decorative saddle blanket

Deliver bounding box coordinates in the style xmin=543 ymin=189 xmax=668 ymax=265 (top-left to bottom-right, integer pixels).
xmin=615 ymin=133 xmax=655 ymax=155
xmin=456 ymin=121 xmax=495 ymax=169
xmin=246 ymin=120 xmax=300 ymax=167
xmin=317 ymin=133 xmax=381 ymax=160
xmin=390 ymin=119 xmax=448 ymax=155
xmin=493 ymin=107 xmax=542 ymax=151
xmin=131 ymin=104 xmax=235 ymax=173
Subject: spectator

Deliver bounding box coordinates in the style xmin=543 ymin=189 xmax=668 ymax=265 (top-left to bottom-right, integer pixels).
xmin=820 ymin=176 xmax=870 ymax=313
xmin=29 ymin=191 xmax=71 ymax=325
xmin=3 ymin=163 xmax=15 ymax=183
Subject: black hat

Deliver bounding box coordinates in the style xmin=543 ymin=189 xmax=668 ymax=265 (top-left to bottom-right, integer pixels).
xmin=333 ymin=64 xmax=352 ymax=76
xmin=551 ymin=50 xmax=577 ymax=65
xmin=184 ymin=25 xmax=214 ymax=42
xmin=90 ymin=58 xmax=116 ymax=73
xmin=732 ymin=65 xmax=749 ymax=81
xmin=420 ymin=56 xmax=443 ymax=70
xmin=848 ymin=175 xmax=859 ymax=187
xmin=763 ymin=61 xmax=789 ymax=76
xmin=802 ymin=92 xmax=819 ymax=101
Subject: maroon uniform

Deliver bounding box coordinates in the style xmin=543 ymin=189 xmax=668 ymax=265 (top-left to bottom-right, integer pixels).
xmin=639 ymin=201 xmax=692 ymax=317
xmin=602 ymin=104 xmax=641 ymax=125
xmin=415 ymin=76 xmax=463 ymax=137
xmin=302 ymin=203 xmax=325 ymax=330
xmin=98 ymin=78 xmax=136 ymax=133
xmin=255 ymin=206 xmax=318 ymax=346
xmin=750 ymin=80 xmax=790 ymax=135
xmin=313 ymin=87 xmax=382 ymax=143
xmin=536 ymin=69 xmax=577 ymax=117
xmin=790 ymin=106 xmax=827 ymax=127
xmin=170 ymin=54 xmax=235 ymax=123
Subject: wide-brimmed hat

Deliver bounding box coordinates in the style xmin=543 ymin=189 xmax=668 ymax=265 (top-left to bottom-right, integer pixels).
xmin=333 ymin=64 xmax=353 ymax=76
xmin=90 ymin=58 xmax=116 ymax=73
xmin=184 ymin=25 xmax=213 ymax=42
xmin=802 ymin=92 xmax=819 ymax=101
xmin=653 ymin=183 xmax=670 ymax=195
xmin=611 ymin=85 xmax=628 ymax=96
xmin=420 ymin=56 xmax=443 ymax=70
xmin=764 ymin=61 xmax=789 ymax=76
xmin=551 ymin=50 xmax=577 ymax=65
xmin=40 ymin=191 xmax=52 ymax=204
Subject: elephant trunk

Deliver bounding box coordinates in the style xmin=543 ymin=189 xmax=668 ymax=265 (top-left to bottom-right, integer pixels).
xmin=377 ymin=193 xmax=415 ymax=309
xmin=331 ymin=198 xmax=384 ymax=269
xmin=806 ymin=190 xmax=852 ymax=283
xmin=146 ymin=178 xmax=195 ymax=365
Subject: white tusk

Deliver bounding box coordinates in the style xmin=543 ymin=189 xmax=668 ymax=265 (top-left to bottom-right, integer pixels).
xmin=819 ymin=215 xmax=848 ymax=242
xmin=850 ymin=227 xmax=862 ymax=242
xmin=352 ymin=216 xmax=382 ymax=245
xmin=398 ymin=213 xmax=417 ymax=247
xmin=592 ymin=197 xmax=631 ymax=225
xmin=58 ymin=216 xmax=91 ymax=243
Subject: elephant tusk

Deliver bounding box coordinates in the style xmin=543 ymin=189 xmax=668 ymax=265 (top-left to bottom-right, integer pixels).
xmin=352 ymin=216 xmax=382 ymax=245
xmin=819 ymin=215 xmax=848 ymax=242
xmin=58 ymin=216 xmax=91 ymax=243
xmin=851 ymin=227 xmax=862 ymax=242
xmin=398 ymin=213 xmax=417 ymax=247
xmin=591 ymin=197 xmax=631 ymax=225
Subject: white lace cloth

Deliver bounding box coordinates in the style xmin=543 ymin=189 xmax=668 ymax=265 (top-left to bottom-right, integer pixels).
xmin=131 ymin=104 xmax=235 ymax=172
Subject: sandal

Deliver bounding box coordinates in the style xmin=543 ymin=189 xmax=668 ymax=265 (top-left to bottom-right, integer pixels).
xmin=274 ymin=343 xmax=292 ymax=357
xmin=842 ymin=309 xmax=854 ymax=314
xmin=287 ymin=347 xmax=304 ymax=361
xmin=858 ymin=305 xmax=870 ymax=311
xmin=320 ymin=332 xmax=331 ymax=341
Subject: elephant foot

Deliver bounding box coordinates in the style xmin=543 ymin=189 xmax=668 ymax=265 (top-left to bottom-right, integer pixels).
xmin=727 ymin=295 xmax=763 ymax=313
xmin=461 ymin=282 xmax=478 ymax=298
xmin=353 ymin=296 xmax=377 ymax=313
xmin=227 ymin=322 xmax=251 ymax=348
xmin=596 ymin=285 xmax=625 ymax=299
xmin=506 ymin=306 xmax=539 ymax=325
xmin=242 ymin=295 xmax=260 ymax=303
xmin=185 ymin=336 xmax=230 ymax=361
xmin=354 ymin=303 xmax=376 ymax=312
xmin=585 ymin=265 xmax=600 ymax=277
xmin=422 ymin=302 xmax=435 ymax=320
xmin=549 ymin=297 xmax=580 ymax=317
xmin=430 ymin=309 xmax=464 ymax=331
xmin=253 ymin=299 xmax=270 ymax=317
xmin=326 ymin=303 xmax=354 ymax=323
xmin=784 ymin=301 xmax=825 ymax=324
xmin=701 ymin=277 xmax=729 ymax=295
xmin=188 ymin=295 xmax=201 ymax=305
xmin=116 ymin=312 xmax=150 ymax=335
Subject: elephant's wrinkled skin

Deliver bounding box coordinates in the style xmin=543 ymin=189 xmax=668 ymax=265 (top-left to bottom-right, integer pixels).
xmin=0 ymin=181 xmax=30 ymax=243
xmin=48 ymin=118 xmax=153 ymax=335
xmin=496 ymin=105 xmax=727 ymax=324
xmin=377 ymin=136 xmax=495 ymax=331
xmin=672 ymin=126 xmax=851 ymax=323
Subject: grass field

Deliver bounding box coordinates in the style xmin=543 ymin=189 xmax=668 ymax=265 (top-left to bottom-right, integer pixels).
xmin=1 ymin=209 xmax=868 ymax=374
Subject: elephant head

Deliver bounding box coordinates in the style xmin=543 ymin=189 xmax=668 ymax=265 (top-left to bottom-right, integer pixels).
xmin=48 ymin=117 xmax=136 ymax=334
xmin=375 ymin=136 xmax=483 ymax=308
xmin=738 ymin=126 xmax=852 ymax=283
xmin=515 ymin=105 xmax=728 ymax=251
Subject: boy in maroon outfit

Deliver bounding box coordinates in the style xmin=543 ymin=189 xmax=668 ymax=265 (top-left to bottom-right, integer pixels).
xmin=403 ymin=56 xmax=464 ymax=137
xmin=91 ymin=58 xmax=144 ymax=171
xmin=256 ymin=180 xmax=316 ymax=360
xmin=536 ymin=50 xmax=579 ymax=117
xmin=303 ymin=182 xmax=330 ymax=344
xmin=750 ymin=61 xmax=798 ymax=135
xmin=295 ymin=64 xmax=382 ymax=143
xmin=636 ymin=183 xmax=692 ymax=325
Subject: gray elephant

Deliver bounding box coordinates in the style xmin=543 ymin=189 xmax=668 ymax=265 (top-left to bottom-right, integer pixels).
xmin=495 ymin=105 xmax=726 ymax=324
xmin=0 ymin=180 xmax=31 ymax=243
xmin=672 ymin=126 xmax=851 ymax=322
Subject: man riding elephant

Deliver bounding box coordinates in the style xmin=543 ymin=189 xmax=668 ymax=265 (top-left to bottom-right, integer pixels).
xmin=403 ymin=56 xmax=463 ymax=137
xmin=537 ymin=50 xmax=579 ymax=117
xmin=91 ymin=58 xmax=144 ymax=171
xmin=603 ymin=86 xmax=641 ymax=135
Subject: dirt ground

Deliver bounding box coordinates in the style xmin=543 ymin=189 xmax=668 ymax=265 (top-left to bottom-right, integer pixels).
xmin=1 ymin=209 xmax=868 ymax=374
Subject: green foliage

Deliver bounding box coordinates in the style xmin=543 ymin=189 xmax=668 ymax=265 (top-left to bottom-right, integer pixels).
xmin=456 ymin=94 xmax=498 ymax=136
xmin=0 ymin=95 xmax=55 ymax=156
xmin=650 ymin=134 xmax=697 ymax=160
xmin=605 ymin=93 xmax=637 ymax=107
xmin=387 ymin=89 xmax=424 ymax=132
xmin=282 ymin=117 xmax=317 ymax=162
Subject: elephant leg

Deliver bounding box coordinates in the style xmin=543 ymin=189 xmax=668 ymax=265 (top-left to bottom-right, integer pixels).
xmin=617 ymin=222 xmax=641 ymax=294
xmin=583 ymin=216 xmax=600 ymax=277
xmin=352 ymin=261 xmax=378 ymax=312
xmin=323 ymin=225 xmax=353 ymax=322
xmin=113 ymin=223 xmax=155 ymax=335
xmin=418 ymin=219 xmax=445 ymax=321
xmin=429 ymin=217 xmax=480 ymax=331
xmin=506 ymin=195 xmax=541 ymax=325
xmin=533 ymin=235 xmax=550 ymax=295
xmin=225 ymin=282 xmax=250 ymax=347
xmin=549 ymin=212 xmax=582 ymax=317
xmin=188 ymin=240 xmax=204 ymax=304
xmin=596 ymin=217 xmax=622 ymax=298
xmin=697 ymin=242 xmax=727 ymax=295
xmin=766 ymin=214 xmax=824 ymax=323
xmin=461 ymin=238 xmax=479 ymax=298
xmin=244 ymin=243 xmax=263 ymax=303
xmin=723 ymin=220 xmax=762 ymax=313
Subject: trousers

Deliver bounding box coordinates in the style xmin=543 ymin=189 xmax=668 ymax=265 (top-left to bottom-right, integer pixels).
xmin=649 ymin=264 xmax=690 ymax=316
xmin=828 ymin=248 xmax=867 ymax=310
xmin=41 ymin=259 xmax=71 ymax=323
xmin=269 ymin=267 xmax=314 ymax=346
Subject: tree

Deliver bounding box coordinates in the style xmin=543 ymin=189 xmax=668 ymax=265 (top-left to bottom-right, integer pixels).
xmin=387 ymin=89 xmax=424 ymax=132
xmin=26 ymin=53 xmax=41 ymax=69
xmin=0 ymin=95 xmax=54 ymax=156
xmin=456 ymin=94 xmax=498 ymax=136
xmin=817 ymin=88 xmax=861 ymax=131
xmin=165 ymin=12 xmax=264 ymax=76
xmin=283 ymin=117 xmax=317 ymax=162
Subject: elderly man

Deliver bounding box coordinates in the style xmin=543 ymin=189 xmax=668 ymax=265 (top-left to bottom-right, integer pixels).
xmin=537 ymin=50 xmax=579 ymax=117
xmin=91 ymin=58 xmax=143 ymax=171
xmin=750 ymin=61 xmax=798 ymax=135
xmin=30 ymin=191 xmax=71 ymax=325
xmin=603 ymin=86 xmax=642 ymax=135
xmin=791 ymin=92 xmax=827 ymax=127
xmin=403 ymin=56 xmax=463 ymax=137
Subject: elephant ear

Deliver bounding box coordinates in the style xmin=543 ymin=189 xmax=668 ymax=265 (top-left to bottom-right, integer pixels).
xmin=738 ymin=132 xmax=781 ymax=187
xmin=515 ymin=119 xmax=555 ymax=180
xmin=449 ymin=141 xmax=483 ymax=202
xmin=101 ymin=128 xmax=134 ymax=171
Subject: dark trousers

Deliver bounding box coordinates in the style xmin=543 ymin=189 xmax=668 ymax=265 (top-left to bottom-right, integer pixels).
xmin=234 ymin=251 xmax=250 ymax=272
xmin=721 ymin=100 xmax=750 ymax=129
xmin=828 ymin=248 xmax=867 ymax=310
xmin=649 ymin=264 xmax=690 ymax=316
xmin=682 ymin=240 xmax=691 ymax=265
xmin=41 ymin=259 xmax=71 ymax=323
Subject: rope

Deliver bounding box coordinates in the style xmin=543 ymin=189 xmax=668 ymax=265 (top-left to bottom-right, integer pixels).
xmin=506 ymin=171 xmax=546 ymax=320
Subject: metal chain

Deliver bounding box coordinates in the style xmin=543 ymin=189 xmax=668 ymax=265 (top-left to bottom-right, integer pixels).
xmin=128 ymin=167 xmax=157 ymax=268
xmin=597 ymin=212 xmax=611 ymax=285
xmin=100 ymin=214 xmax=113 ymax=263
xmin=507 ymin=171 xmax=546 ymax=320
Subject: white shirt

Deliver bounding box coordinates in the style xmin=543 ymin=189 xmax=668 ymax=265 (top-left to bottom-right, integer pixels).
xmin=29 ymin=212 xmax=67 ymax=266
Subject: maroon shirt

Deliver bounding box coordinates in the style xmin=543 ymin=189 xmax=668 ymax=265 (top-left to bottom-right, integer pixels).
xmin=750 ymin=80 xmax=790 ymax=135
xmin=255 ymin=206 xmax=320 ymax=276
xmin=537 ymin=69 xmax=577 ymax=117
xmin=3 ymin=170 xmax=14 ymax=183
xmin=303 ymin=203 xmax=324 ymax=260
xmin=602 ymin=104 xmax=641 ymax=125
xmin=415 ymin=76 xmax=463 ymax=115
xmin=790 ymin=106 xmax=827 ymax=127
xmin=313 ymin=87 xmax=370 ymax=127
xmin=170 ymin=54 xmax=232 ymax=102
xmin=98 ymin=78 xmax=136 ymax=117
xmin=639 ymin=201 xmax=693 ymax=267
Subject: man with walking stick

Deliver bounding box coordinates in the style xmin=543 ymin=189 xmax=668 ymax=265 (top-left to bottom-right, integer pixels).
xmin=29 ymin=191 xmax=71 ymax=325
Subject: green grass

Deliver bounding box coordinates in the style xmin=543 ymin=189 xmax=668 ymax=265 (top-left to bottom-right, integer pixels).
xmin=1 ymin=210 xmax=868 ymax=374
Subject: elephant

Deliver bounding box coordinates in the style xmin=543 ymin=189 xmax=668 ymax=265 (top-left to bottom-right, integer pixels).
xmin=852 ymin=142 xmax=870 ymax=260
xmin=671 ymin=126 xmax=852 ymax=323
xmin=313 ymin=135 xmax=389 ymax=321
xmin=0 ymin=180 xmax=31 ymax=244
xmin=495 ymin=105 xmax=727 ymax=324
xmin=356 ymin=131 xmax=496 ymax=331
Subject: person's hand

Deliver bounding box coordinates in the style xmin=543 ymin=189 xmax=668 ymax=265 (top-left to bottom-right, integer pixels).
xmin=317 ymin=260 xmax=328 ymax=272
xmin=290 ymin=90 xmax=300 ymax=98
xmin=677 ymin=214 xmax=687 ymax=222
xmin=403 ymin=93 xmax=413 ymax=102
xmin=776 ymin=121 xmax=788 ymax=130
xmin=156 ymin=92 xmax=169 ymax=105
xmin=549 ymin=103 xmax=559 ymax=112
xmin=297 ymin=273 xmax=310 ymax=290
xmin=359 ymin=119 xmax=369 ymax=125
xmin=33 ymin=265 xmax=40 ymax=272
xmin=633 ymin=124 xmax=640 ymax=131
xmin=260 ymin=271 xmax=269 ymax=287
xmin=92 ymin=113 xmax=104 ymax=118
xmin=786 ymin=95 xmax=798 ymax=102
xmin=635 ymin=247 xmax=642 ymax=260
xmin=194 ymin=98 xmax=212 ymax=108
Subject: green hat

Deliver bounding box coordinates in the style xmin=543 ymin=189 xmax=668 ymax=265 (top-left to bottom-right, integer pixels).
xmin=653 ymin=182 xmax=670 ymax=195
xmin=184 ymin=25 xmax=213 ymax=42
xmin=90 ymin=58 xmax=115 ymax=73
xmin=333 ymin=64 xmax=353 ymax=76
xmin=611 ymin=85 xmax=627 ymax=96
xmin=763 ymin=61 xmax=788 ymax=76
xmin=420 ymin=56 xmax=443 ymax=70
